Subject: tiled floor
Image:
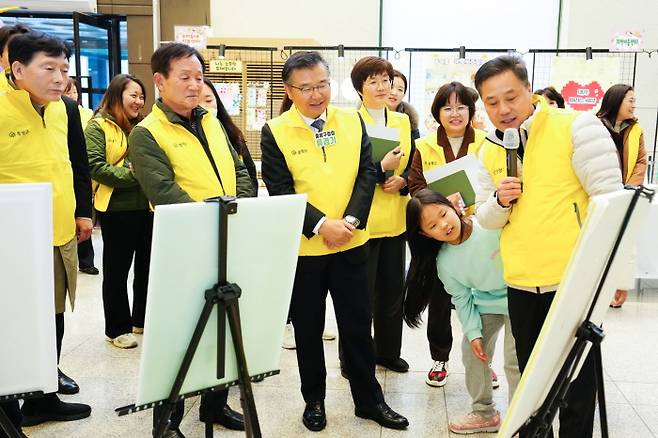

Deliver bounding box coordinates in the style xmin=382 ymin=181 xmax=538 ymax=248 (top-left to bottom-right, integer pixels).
xmin=22 ymin=230 xmax=658 ymax=437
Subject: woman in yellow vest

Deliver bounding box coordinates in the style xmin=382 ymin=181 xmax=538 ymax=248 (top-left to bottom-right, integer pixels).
xmin=407 ymin=81 xmax=488 ymax=388
xmin=596 ymin=83 xmax=647 ymax=308
xmin=350 ymin=56 xmax=413 ymax=373
xmin=85 ymin=73 xmax=150 ymax=349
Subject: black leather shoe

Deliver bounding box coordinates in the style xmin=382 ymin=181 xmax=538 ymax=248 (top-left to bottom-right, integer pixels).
xmin=57 ymin=368 xmax=80 ymax=395
xmin=201 ymin=404 xmax=245 ymax=431
xmin=79 ymin=266 xmax=99 ymax=275
xmin=21 ymin=394 xmax=91 ymax=426
xmin=355 ymin=402 xmax=408 ymax=430
xmin=302 ymin=401 xmax=326 ymax=432
xmin=376 ymin=357 xmax=409 ymax=373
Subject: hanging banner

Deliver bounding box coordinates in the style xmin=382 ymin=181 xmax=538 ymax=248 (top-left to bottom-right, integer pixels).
xmin=610 ymin=31 xmax=643 ymax=52
xmin=174 ymin=25 xmax=210 ymax=50
xmin=549 ymin=57 xmax=620 ymax=112
xmin=209 ymin=59 xmax=243 ymax=74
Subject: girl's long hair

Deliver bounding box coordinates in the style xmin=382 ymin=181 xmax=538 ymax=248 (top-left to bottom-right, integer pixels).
xmin=403 ymin=189 xmax=467 ymax=327
xmin=596 ymin=83 xmax=634 ymax=127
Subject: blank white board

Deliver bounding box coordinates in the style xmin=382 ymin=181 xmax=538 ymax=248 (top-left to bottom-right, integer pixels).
xmin=135 ymin=194 xmax=306 ymax=406
xmin=0 ymin=183 xmax=58 ymax=397
xmin=500 ymin=188 xmax=652 ymax=437
xmin=636 ymin=185 xmax=658 ymax=279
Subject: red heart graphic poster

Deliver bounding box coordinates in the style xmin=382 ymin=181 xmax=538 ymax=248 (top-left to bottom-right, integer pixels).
xmin=560 ymin=81 xmax=604 ymax=111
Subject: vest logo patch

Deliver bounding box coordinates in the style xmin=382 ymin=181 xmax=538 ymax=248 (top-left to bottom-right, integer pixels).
xmin=8 ymin=129 xmax=30 ymax=138
xmin=173 ymin=142 xmax=187 ymax=148
xmin=493 ymin=168 xmax=504 ymax=175
xmin=424 ymin=161 xmax=438 ymax=166
xmin=291 ymin=148 xmax=309 ymax=156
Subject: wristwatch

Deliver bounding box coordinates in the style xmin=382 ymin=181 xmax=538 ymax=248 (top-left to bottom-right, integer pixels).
xmin=343 ymin=215 xmax=360 ymax=228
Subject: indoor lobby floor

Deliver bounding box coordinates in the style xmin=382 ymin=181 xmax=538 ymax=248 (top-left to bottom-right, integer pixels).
xmin=22 ymin=229 xmax=658 ymax=437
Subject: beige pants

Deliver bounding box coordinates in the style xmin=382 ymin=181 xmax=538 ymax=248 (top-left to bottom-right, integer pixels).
xmin=54 ymin=238 xmax=77 ymax=314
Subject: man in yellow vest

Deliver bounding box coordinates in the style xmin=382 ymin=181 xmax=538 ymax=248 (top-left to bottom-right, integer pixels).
xmin=261 ymin=51 xmax=408 ymax=432
xmin=128 ymin=43 xmax=254 ymax=438
xmin=473 ymin=55 xmax=622 ymax=437
xmin=0 ymin=31 xmax=92 ymax=436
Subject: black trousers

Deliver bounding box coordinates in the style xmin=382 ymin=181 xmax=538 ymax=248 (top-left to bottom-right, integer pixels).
xmin=426 ymin=278 xmax=453 ymax=362
xmin=152 ymin=389 xmax=229 ymax=430
xmin=291 ymin=245 xmax=383 ymax=409
xmin=508 ymin=287 xmax=597 ymax=438
xmin=77 ymin=235 xmax=95 ymax=269
xmin=97 ymin=210 xmax=153 ymax=338
xmin=367 ymin=235 xmax=406 ymax=360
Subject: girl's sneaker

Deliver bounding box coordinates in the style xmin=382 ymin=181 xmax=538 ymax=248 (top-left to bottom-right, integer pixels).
xmin=449 ymin=411 xmax=501 ymax=434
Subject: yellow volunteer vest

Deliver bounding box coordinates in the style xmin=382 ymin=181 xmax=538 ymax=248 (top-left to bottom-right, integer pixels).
xmin=625 ymin=123 xmax=642 ymax=184
xmin=416 ymin=128 xmax=487 ymax=172
xmin=358 ymin=105 xmax=411 ymax=238
xmin=477 ymin=136 xmax=508 ymax=188
xmin=0 ymin=70 xmax=10 ymax=93
xmin=79 ymin=106 xmax=94 ymax=128
xmin=0 ymin=89 xmax=76 ymax=245
xmin=267 ymin=105 xmax=370 ymax=256
xmin=91 ymin=117 xmax=128 ymax=212
xmin=139 ymin=104 xmax=237 ymax=200
xmin=500 ymin=101 xmax=586 ymax=287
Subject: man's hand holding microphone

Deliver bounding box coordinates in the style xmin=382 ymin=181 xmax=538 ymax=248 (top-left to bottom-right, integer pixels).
xmin=497 ymin=128 xmax=522 ymax=207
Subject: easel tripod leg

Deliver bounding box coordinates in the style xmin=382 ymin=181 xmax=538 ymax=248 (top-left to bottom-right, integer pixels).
xmin=593 ymin=343 xmax=609 ymax=438
xmin=0 ymin=405 xmax=21 ymax=438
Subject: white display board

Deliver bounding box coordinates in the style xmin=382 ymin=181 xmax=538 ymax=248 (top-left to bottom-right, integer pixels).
xmin=636 ymin=185 xmax=658 ymax=279
xmin=500 ymin=188 xmax=652 ymax=437
xmin=135 ymin=194 xmax=306 ymax=406
xmin=0 ymin=183 xmax=58 ymax=397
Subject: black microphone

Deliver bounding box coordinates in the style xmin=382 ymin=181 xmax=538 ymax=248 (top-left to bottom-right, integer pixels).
xmin=503 ymin=128 xmax=519 ymax=177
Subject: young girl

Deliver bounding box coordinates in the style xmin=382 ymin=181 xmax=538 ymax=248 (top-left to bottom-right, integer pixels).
xmin=404 ymin=189 xmax=520 ymax=434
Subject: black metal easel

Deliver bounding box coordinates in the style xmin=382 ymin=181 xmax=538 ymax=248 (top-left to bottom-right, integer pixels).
xmin=518 ymin=185 xmax=654 ymax=438
xmin=0 ymin=391 xmax=44 ymax=438
xmin=148 ymin=196 xmax=261 ymax=438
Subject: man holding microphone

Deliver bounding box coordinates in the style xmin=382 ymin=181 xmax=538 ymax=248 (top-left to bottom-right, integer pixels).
xmin=473 ymin=55 xmax=622 ymax=437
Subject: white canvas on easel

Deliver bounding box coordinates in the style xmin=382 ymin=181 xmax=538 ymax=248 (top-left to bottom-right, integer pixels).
xmin=499 ymin=189 xmax=651 ymax=437
xmin=134 ymin=194 xmax=306 ymax=406
xmin=0 ymin=183 xmax=58 ymax=397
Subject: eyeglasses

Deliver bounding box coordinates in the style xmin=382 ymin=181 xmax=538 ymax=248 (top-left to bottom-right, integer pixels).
xmin=365 ymin=78 xmax=392 ymax=89
xmin=287 ymin=81 xmax=330 ymax=96
xmin=441 ymin=105 xmax=469 ymax=115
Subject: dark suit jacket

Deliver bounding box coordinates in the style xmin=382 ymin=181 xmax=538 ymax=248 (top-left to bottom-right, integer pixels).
xmin=62 ymin=96 xmax=93 ymax=219
xmin=260 ymin=113 xmax=376 ymax=239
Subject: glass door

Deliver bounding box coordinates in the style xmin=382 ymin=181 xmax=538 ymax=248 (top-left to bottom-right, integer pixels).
xmin=72 ymin=12 xmax=122 ymax=110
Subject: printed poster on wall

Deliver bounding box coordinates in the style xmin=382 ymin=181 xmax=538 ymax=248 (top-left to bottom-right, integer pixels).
xmin=549 ymin=57 xmax=620 ymax=113
xmin=213 ymin=82 xmax=241 ymax=116
xmin=419 ymin=53 xmax=495 ymax=132
xmin=246 ymin=82 xmax=270 ymax=131
xmin=174 ymin=25 xmax=210 ymax=50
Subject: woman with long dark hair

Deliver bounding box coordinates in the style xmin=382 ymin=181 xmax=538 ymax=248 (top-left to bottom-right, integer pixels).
xmin=405 ymin=189 xmax=519 ymax=434
xmin=200 ymin=78 xmax=259 ymax=192
xmin=86 ymin=73 xmax=151 ymax=349
xmin=596 ymin=84 xmax=647 ymax=308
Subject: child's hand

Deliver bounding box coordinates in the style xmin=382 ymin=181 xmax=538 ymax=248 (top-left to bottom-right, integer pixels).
xmin=470 ymin=338 xmax=488 ymax=362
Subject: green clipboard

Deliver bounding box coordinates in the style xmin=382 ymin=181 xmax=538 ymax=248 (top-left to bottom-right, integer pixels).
xmin=427 ymin=170 xmax=476 ymax=206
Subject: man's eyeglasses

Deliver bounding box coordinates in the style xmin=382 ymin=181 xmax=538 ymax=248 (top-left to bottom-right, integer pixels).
xmin=287 ymin=81 xmax=330 ymax=96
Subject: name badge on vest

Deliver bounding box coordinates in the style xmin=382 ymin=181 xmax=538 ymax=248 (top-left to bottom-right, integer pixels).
xmin=315 ymin=130 xmax=337 ymax=148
